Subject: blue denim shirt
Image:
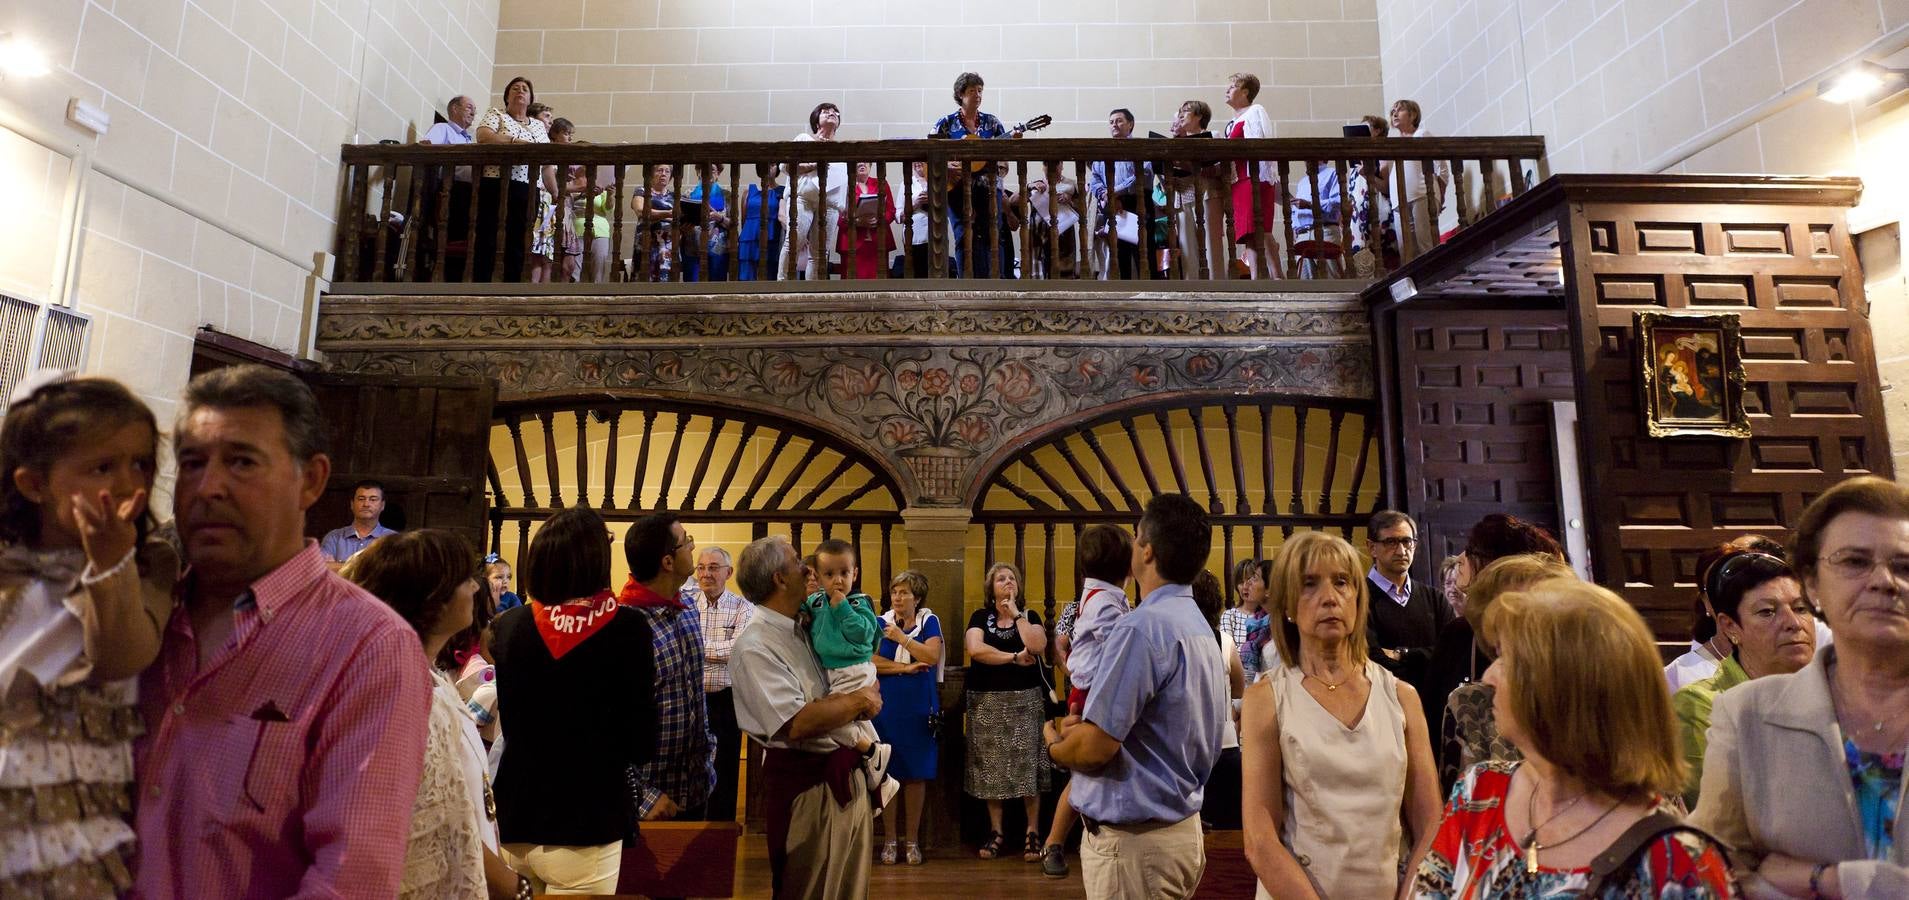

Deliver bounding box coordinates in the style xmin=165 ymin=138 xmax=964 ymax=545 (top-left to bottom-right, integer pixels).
xmin=1071 ymin=583 xmax=1228 ymax=824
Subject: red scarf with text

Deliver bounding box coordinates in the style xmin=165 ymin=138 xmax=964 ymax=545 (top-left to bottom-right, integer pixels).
xmin=529 ymin=590 xmax=620 ymax=659
xmin=617 ymin=576 xmax=685 ymax=609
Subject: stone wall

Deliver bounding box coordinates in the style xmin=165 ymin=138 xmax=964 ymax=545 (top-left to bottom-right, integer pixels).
xmin=0 ymin=0 xmax=498 ymax=426
xmin=492 ymin=0 xmax=1388 ymax=142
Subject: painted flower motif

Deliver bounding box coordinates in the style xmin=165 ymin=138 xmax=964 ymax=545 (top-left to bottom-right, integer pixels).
xmin=706 ymin=361 xmax=744 ymax=388
xmin=1187 ymin=353 xmax=1219 ymax=377
xmin=578 ymin=360 xmax=602 ymax=381
xmin=881 ymin=419 xmax=926 ymax=447
xmin=616 ymin=362 xmax=642 ymax=384
xmin=827 ymin=363 xmax=883 ymax=404
xmin=499 ymin=360 xmax=525 ymax=383
xmin=954 ymin=415 xmax=993 ymax=446
xmin=654 ymin=354 xmax=684 ymax=379
xmin=769 ymin=359 xmax=804 ymax=390
xmin=989 ymin=361 xmax=1040 ymax=403
xmin=920 ymin=367 xmax=953 ymax=397
xmin=959 ymin=373 xmax=981 ymax=395
xmin=896 ymin=368 xmax=921 ymax=390
xmin=1077 ymin=356 xmax=1103 ymax=380
xmin=1130 ymin=364 xmax=1160 ymax=388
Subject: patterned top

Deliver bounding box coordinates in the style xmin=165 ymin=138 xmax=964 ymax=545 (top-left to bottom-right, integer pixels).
xmin=1439 ymin=682 xmax=1521 ymax=793
xmin=623 ymin=599 xmax=716 ymax=817
xmin=400 ymin=671 xmax=492 ymax=900
xmin=1413 ymin=761 xmax=1734 ymax=899
xmin=475 ymin=107 xmax=547 ymax=182
xmin=692 ymin=588 xmax=754 ymax=692
xmin=1847 ymin=739 xmax=1902 ymax=860
xmin=932 ymin=110 xmax=1009 ymax=141
xmin=0 ymin=538 xmax=175 ymax=898
xmin=1056 ymin=601 xmax=1079 ymax=642
xmin=1219 ymin=606 xmax=1270 ymax=683
xmin=136 ymin=542 xmax=432 ymax=898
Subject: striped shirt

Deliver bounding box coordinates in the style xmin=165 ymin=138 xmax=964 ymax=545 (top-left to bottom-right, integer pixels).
xmin=135 ymin=541 xmax=432 ymax=898
xmin=693 ymin=587 xmax=754 ymax=692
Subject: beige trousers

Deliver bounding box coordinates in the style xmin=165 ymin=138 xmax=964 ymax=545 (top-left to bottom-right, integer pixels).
xmin=500 ymin=841 xmax=622 ymax=895
xmin=1172 ymin=179 xmax=1229 ymax=279
xmin=780 ymin=777 xmax=872 ymax=899
xmin=1079 ymin=814 xmax=1205 ymax=900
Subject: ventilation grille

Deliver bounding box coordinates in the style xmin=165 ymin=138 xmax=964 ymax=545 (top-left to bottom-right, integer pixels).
xmin=0 ymin=296 xmax=93 ymax=409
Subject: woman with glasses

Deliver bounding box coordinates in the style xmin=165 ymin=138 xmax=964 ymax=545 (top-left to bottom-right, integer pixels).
xmin=1693 ymin=476 xmax=1909 ymax=898
xmin=1672 ymin=549 xmax=1814 ymax=808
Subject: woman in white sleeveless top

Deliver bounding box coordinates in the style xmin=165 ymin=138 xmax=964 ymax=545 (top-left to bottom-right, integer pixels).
xmin=1241 ymin=531 xmax=1442 ymax=899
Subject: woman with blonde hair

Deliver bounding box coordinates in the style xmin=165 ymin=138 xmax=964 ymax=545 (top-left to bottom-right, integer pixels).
xmin=1436 ymin=553 xmax=1577 ymax=790
xmin=1242 ymin=531 xmax=1440 ymax=898
xmin=1412 ymin=579 xmax=1733 ymax=898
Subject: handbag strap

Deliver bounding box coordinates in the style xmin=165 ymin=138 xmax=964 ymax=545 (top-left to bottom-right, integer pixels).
xmin=1581 ymin=810 xmax=1726 ymax=896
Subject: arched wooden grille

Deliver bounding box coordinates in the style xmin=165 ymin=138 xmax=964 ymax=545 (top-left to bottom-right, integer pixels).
xmin=488 ymin=399 xmax=906 ymax=594
xmin=972 ymin=396 xmax=1384 ymax=620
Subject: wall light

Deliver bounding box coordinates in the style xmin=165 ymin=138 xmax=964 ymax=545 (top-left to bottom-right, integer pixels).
xmin=1818 ymin=60 xmax=1909 ymax=105
xmin=0 ymin=32 xmax=52 ymax=79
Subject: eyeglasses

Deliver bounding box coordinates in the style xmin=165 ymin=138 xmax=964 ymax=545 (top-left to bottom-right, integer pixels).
xmin=1821 ymin=549 xmax=1909 ymax=584
xmin=1372 ymin=537 xmax=1417 ymax=550
xmin=671 ymin=535 xmax=697 ymax=554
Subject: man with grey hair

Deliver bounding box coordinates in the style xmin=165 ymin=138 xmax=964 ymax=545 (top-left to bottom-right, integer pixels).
xmin=731 ymin=535 xmax=878 ymax=897
xmin=691 ymin=545 xmax=753 ymax=823
xmin=420 ymin=95 xmax=477 ymax=279
xmin=135 ymin=364 xmax=431 ymax=897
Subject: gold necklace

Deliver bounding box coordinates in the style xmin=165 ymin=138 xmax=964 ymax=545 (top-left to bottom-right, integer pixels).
xmin=1302 ymin=668 xmax=1350 ymax=691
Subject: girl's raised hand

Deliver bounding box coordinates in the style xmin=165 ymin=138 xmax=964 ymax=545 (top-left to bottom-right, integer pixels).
xmin=73 ymin=488 xmax=144 ymax=571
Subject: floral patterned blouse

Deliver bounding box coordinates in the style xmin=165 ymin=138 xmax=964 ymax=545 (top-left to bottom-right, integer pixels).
xmin=1848 ymin=739 xmax=1902 ymax=860
xmin=475 ymin=108 xmax=547 ymax=183
xmin=1413 ymin=761 xmax=1735 ymax=899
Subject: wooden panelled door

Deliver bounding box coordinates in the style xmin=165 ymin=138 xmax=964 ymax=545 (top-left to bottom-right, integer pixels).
xmin=302 ymin=373 xmax=496 ymax=553
xmin=1394 ymin=307 xmax=1577 ymax=580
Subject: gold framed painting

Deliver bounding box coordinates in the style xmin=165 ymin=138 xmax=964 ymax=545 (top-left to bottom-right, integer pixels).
xmin=1636 ymin=311 xmax=1751 ymax=439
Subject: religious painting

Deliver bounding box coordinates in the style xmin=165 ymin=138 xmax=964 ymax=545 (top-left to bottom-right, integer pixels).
xmin=1635 ymin=311 xmax=1751 ymax=439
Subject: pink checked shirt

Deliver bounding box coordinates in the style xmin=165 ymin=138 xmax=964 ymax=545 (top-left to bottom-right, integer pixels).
xmin=134 ymin=542 xmax=432 ymax=899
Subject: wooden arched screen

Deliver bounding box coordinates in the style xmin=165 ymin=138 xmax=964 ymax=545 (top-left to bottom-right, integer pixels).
xmin=487 ymin=398 xmax=906 ymax=594
xmin=971 ymin=395 xmax=1385 ymax=621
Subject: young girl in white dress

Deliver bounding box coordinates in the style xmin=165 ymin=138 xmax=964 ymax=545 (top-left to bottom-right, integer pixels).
xmin=0 ymin=372 xmax=177 ymax=896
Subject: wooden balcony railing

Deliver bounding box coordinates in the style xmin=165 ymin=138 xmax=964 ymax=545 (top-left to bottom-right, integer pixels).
xmin=332 ymin=135 xmax=1545 ymax=289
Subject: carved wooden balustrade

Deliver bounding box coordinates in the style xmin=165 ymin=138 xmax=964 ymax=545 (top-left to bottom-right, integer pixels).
xmin=333 ymin=135 xmax=1546 ymax=288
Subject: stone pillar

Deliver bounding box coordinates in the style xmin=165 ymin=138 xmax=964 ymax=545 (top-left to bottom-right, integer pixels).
xmin=900 ymin=505 xmax=973 ymax=665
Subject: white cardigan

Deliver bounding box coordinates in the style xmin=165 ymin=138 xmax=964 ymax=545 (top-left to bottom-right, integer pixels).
xmin=1223 ymin=104 xmax=1277 ymax=184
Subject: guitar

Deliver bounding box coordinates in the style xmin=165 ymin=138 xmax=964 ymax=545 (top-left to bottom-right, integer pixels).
xmin=946 ymin=114 xmax=1054 ymax=176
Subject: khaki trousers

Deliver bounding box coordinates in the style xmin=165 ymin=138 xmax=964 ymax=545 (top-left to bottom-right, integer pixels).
xmin=780 ymin=777 xmax=872 ymax=899
xmin=500 ymin=841 xmax=621 ymax=895
xmin=1079 ymin=814 xmax=1205 ymax=900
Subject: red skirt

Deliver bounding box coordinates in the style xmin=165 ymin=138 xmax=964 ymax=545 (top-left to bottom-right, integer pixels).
xmin=1230 ymin=163 xmax=1279 ymax=242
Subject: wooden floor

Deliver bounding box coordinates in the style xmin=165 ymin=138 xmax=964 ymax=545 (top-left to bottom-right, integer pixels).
xmin=730 ymin=833 xmax=1089 ymax=899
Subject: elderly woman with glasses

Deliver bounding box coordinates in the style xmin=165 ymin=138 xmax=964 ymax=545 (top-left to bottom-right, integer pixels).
xmin=1693 ymin=476 xmax=1909 ymax=898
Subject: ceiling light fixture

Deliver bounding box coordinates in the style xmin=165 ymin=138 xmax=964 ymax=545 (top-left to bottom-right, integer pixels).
xmin=0 ymin=32 xmax=50 ymax=80
xmin=1818 ymin=60 xmax=1909 ymax=105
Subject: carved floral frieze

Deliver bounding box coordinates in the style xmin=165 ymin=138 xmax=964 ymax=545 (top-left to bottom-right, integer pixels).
xmin=318 ymin=292 xmax=1374 ymax=503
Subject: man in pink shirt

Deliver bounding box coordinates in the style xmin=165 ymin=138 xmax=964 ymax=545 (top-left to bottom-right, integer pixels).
xmin=136 ymin=365 xmax=431 ymax=898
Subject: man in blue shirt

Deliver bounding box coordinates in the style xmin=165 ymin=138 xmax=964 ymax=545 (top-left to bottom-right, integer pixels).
xmin=319 ymin=480 xmax=396 ymax=564
xmin=1290 ymin=160 xmax=1345 ymax=277
xmin=1045 ymin=493 xmax=1227 ymax=899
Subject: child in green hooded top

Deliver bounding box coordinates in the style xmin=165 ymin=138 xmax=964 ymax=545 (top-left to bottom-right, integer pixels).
xmin=804 ymin=539 xmax=898 ymax=808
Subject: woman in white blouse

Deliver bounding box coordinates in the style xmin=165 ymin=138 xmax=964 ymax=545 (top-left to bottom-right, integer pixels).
xmin=792 ymin=102 xmax=849 ymax=280
xmin=347 ymin=530 xmax=525 ymax=900
xmin=472 ymin=76 xmax=550 ymax=283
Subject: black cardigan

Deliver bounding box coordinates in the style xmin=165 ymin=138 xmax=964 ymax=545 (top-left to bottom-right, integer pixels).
xmin=1365 ymin=574 xmax=1451 ymax=690
xmin=492 ymin=602 xmax=658 ymax=846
